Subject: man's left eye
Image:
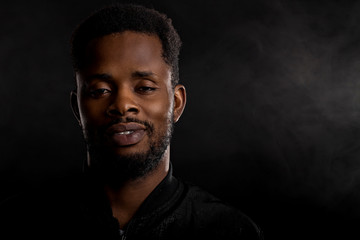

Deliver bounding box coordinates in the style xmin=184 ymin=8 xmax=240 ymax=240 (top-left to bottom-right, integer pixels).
xmin=137 ymin=86 xmax=156 ymax=93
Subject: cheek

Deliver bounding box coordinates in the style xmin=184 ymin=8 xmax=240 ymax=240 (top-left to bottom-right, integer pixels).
xmin=78 ymin=99 xmax=106 ymax=127
xmin=142 ymin=94 xmax=173 ymax=124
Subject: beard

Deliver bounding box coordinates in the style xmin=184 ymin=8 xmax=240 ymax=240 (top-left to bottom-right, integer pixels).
xmin=83 ymin=116 xmax=174 ymax=186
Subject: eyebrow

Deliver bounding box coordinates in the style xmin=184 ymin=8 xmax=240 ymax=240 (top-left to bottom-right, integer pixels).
xmin=132 ymin=71 xmax=156 ymax=79
xmin=84 ymin=71 xmax=157 ymax=82
xmin=86 ymin=73 xmax=112 ymax=81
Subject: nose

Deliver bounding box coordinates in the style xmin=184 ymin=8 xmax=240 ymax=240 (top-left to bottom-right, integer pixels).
xmin=106 ymin=88 xmax=139 ymax=117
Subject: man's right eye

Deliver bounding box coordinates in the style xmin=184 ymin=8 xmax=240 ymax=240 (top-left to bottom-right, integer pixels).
xmin=89 ymin=88 xmax=111 ymax=98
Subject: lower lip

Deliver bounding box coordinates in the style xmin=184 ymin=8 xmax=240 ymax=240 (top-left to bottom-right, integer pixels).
xmin=109 ymin=129 xmax=146 ymax=146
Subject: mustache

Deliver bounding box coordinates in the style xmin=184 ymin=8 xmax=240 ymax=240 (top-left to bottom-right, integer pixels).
xmin=105 ymin=117 xmax=154 ymax=134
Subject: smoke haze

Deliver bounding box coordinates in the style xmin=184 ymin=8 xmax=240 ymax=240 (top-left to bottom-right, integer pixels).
xmin=1 ymin=0 xmax=360 ymax=238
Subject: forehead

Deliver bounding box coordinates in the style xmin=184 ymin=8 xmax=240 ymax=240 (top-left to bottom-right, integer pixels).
xmin=76 ymin=31 xmax=171 ymax=86
xmin=80 ymin=31 xmax=169 ymax=74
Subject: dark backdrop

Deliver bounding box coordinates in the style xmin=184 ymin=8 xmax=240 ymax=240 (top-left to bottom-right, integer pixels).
xmin=1 ymin=0 xmax=360 ymax=239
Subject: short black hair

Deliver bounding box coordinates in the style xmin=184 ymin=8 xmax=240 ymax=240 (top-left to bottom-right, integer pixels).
xmin=71 ymin=4 xmax=182 ymax=87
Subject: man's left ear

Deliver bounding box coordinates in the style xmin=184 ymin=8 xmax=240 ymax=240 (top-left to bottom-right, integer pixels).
xmin=70 ymin=90 xmax=81 ymax=125
xmin=173 ymin=84 xmax=186 ymax=123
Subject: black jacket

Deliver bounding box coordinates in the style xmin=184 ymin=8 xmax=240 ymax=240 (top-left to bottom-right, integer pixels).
xmin=0 ymin=166 xmax=263 ymax=240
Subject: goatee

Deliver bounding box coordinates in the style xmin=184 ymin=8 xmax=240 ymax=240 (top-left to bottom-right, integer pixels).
xmin=83 ymin=116 xmax=174 ymax=186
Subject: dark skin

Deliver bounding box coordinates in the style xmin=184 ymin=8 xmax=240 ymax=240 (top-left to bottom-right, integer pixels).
xmin=70 ymin=31 xmax=186 ymax=227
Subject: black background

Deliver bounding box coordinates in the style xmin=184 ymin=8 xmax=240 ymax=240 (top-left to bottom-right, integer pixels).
xmin=1 ymin=0 xmax=360 ymax=239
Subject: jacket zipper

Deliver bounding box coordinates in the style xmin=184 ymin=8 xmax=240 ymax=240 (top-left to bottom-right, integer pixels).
xmin=120 ymin=218 xmax=134 ymax=240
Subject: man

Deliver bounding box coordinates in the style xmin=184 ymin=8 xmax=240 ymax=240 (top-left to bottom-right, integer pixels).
xmin=0 ymin=4 xmax=262 ymax=240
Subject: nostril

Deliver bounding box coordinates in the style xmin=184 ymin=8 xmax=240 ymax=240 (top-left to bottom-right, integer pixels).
xmin=106 ymin=106 xmax=139 ymax=116
xmin=128 ymin=107 xmax=139 ymax=113
xmin=107 ymin=108 xmax=122 ymax=116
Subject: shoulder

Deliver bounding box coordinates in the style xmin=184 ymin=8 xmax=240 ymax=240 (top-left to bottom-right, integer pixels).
xmin=177 ymin=181 xmax=263 ymax=239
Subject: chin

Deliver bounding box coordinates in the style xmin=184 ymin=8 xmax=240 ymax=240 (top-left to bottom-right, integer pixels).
xmin=86 ymin=145 xmax=166 ymax=184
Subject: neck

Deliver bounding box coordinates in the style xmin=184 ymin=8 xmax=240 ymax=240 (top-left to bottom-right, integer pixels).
xmin=101 ymin=149 xmax=170 ymax=229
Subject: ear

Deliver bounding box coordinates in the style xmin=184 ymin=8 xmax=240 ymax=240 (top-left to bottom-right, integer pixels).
xmin=70 ymin=90 xmax=81 ymax=124
xmin=173 ymin=84 xmax=186 ymax=123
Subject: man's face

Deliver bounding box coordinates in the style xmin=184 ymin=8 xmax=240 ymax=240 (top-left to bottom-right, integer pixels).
xmin=71 ymin=31 xmax=185 ymax=181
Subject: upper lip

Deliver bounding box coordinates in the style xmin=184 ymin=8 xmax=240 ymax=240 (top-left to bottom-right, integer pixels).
xmin=106 ymin=122 xmax=146 ymax=135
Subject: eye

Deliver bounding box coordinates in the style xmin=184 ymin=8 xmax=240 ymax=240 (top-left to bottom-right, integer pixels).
xmin=89 ymin=88 xmax=111 ymax=98
xmin=137 ymin=86 xmax=157 ymax=93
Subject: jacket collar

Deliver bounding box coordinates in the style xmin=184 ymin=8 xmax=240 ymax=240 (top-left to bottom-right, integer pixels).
xmin=133 ymin=163 xmax=181 ymax=216
xmin=80 ymin=163 xmax=183 ymax=227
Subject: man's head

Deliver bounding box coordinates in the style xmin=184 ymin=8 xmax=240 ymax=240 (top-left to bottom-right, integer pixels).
xmin=70 ymin=4 xmax=186 ymax=184
xmin=71 ymin=4 xmax=182 ymax=88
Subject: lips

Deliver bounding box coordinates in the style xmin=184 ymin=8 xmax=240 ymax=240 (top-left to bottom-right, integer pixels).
xmin=106 ymin=122 xmax=146 ymax=146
